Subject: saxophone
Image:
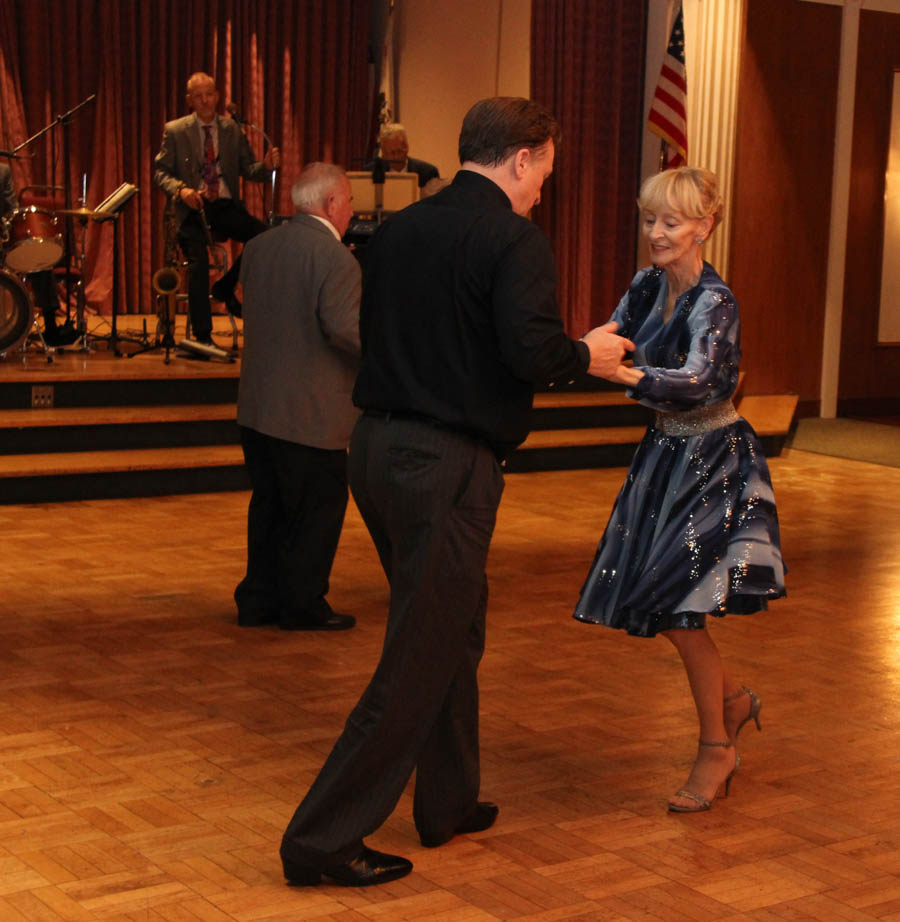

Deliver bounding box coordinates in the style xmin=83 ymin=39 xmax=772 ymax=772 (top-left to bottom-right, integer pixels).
xmin=152 ymin=196 xmax=182 ymax=333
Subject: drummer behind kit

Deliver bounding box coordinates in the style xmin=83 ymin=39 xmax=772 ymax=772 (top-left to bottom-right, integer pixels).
xmin=0 ymin=183 xmax=140 ymax=358
xmin=0 ymin=199 xmax=68 ymax=357
xmin=0 ymin=94 xmax=141 ymax=359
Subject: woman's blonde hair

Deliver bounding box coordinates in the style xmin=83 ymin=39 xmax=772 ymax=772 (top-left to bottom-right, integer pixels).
xmin=638 ymin=167 xmax=724 ymax=232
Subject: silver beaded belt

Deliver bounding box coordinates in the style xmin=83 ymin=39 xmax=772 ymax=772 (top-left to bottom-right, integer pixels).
xmin=654 ymin=399 xmax=740 ymax=436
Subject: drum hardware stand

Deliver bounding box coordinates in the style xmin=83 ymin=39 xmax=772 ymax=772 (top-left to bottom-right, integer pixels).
xmin=23 ymin=317 xmax=57 ymax=364
xmin=58 ymin=205 xmax=91 ymax=351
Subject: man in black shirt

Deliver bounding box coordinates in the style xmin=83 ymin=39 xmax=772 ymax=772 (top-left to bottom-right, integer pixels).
xmin=280 ymin=97 xmax=633 ymax=888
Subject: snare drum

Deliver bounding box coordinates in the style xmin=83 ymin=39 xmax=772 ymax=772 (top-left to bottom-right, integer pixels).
xmin=3 ymin=206 xmax=64 ymax=273
xmin=0 ymin=269 xmax=33 ymax=355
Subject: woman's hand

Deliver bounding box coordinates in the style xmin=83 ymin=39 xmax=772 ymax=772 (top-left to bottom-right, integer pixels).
xmin=606 ymin=364 xmax=645 ymax=387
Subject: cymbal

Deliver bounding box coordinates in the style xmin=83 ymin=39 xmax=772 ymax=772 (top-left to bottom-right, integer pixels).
xmin=55 ymin=206 xmax=101 ymax=217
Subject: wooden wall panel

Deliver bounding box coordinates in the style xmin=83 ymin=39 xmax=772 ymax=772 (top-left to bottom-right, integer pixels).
xmin=838 ymin=9 xmax=900 ymax=416
xmin=729 ymin=0 xmax=841 ymax=408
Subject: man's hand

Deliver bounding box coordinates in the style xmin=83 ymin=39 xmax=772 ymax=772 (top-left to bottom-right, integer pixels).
xmin=581 ymin=321 xmax=635 ymax=378
xmin=263 ymin=146 xmax=281 ymax=171
xmin=179 ymin=186 xmax=204 ymax=210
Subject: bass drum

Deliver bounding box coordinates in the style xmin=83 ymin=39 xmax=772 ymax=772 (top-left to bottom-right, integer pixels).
xmin=0 ymin=270 xmax=33 ymax=356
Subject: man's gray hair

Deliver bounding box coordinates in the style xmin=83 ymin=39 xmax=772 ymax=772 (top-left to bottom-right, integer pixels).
xmin=291 ymin=162 xmax=347 ymax=213
xmin=379 ymin=122 xmax=407 ymax=142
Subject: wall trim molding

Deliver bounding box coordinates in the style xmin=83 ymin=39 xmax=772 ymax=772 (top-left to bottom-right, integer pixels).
xmin=819 ymin=0 xmax=861 ymax=418
xmin=798 ymin=0 xmax=900 ymax=11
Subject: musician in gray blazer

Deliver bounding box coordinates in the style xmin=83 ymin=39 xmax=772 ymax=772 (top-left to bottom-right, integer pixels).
xmin=153 ymin=72 xmax=279 ymax=344
xmin=235 ymin=162 xmax=360 ymax=631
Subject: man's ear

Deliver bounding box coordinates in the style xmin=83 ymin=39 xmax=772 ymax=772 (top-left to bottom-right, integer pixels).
xmin=512 ymin=147 xmax=530 ymax=179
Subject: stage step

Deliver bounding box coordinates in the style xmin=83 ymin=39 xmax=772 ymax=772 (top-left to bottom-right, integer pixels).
xmin=0 ymin=351 xmax=796 ymax=501
xmin=506 ymin=392 xmax=797 ymax=473
xmin=0 ymin=444 xmax=248 ymax=504
xmin=735 ymin=393 xmax=799 ymax=438
xmin=0 ymin=403 xmax=240 ymax=454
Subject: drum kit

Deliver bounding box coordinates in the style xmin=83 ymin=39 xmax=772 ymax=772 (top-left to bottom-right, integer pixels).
xmin=0 ymin=202 xmax=108 ymax=358
xmin=0 ymin=93 xmax=104 ymax=360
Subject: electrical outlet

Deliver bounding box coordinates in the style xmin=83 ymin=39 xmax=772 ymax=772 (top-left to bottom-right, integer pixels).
xmin=31 ymin=385 xmax=54 ymax=408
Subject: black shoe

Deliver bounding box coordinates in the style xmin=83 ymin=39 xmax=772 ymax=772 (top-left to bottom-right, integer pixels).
xmin=210 ymin=280 xmax=242 ymax=316
xmin=284 ymin=846 xmax=412 ymax=887
xmin=44 ymin=324 xmax=80 ymax=346
xmin=280 ymin=612 xmax=356 ymax=631
xmin=209 ymin=279 xmax=230 ymax=302
xmin=419 ymin=801 xmax=499 ymax=848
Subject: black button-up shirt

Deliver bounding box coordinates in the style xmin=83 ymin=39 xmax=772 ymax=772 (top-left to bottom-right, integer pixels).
xmin=353 ymin=169 xmax=589 ymax=458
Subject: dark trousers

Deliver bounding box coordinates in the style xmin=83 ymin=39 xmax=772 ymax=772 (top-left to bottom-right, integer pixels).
xmin=178 ymin=198 xmax=267 ymax=341
xmin=29 ymin=270 xmax=59 ymax=331
xmin=280 ymin=413 xmax=505 ymax=868
xmin=234 ymin=426 xmax=349 ymax=624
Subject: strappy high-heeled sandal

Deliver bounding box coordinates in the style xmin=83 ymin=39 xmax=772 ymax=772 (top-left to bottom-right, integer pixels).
xmin=668 ymin=739 xmax=739 ymax=813
xmin=724 ymin=686 xmax=762 ymax=741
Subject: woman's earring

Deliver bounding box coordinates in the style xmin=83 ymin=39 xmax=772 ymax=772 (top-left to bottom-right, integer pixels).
xmin=695 ymin=236 xmax=704 ymax=245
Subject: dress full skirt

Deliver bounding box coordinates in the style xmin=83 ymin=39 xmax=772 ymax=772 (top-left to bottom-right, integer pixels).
xmin=573 ymin=418 xmax=785 ymax=637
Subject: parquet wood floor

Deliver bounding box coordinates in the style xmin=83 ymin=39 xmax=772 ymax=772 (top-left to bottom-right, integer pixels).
xmin=1 ymin=448 xmax=897 ymax=921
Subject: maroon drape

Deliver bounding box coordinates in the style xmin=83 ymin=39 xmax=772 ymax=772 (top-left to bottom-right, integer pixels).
xmin=531 ymin=1 xmax=646 ymax=334
xmin=0 ymin=0 xmax=371 ymax=314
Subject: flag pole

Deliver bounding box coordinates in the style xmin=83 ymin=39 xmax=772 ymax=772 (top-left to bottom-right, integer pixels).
xmin=658 ymin=140 xmax=668 ymax=173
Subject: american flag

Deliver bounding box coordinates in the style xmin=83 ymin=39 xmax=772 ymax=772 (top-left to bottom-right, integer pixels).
xmin=648 ymin=1 xmax=688 ymax=168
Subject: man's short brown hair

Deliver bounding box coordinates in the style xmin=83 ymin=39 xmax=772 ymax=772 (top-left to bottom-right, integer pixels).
xmin=458 ymin=97 xmax=561 ymax=167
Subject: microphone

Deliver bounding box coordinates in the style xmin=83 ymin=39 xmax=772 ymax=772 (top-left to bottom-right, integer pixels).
xmin=226 ymin=102 xmax=246 ymax=124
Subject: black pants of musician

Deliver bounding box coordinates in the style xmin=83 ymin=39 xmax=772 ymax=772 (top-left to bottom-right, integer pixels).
xmin=280 ymin=412 xmax=505 ymax=869
xmin=178 ymin=198 xmax=267 ymax=342
xmin=29 ymin=270 xmax=61 ymax=336
xmin=234 ymin=426 xmax=349 ymax=626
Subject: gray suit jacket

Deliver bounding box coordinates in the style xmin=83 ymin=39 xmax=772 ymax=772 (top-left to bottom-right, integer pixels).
xmin=237 ymin=214 xmax=362 ymax=449
xmin=153 ymin=112 xmax=269 ymax=227
xmin=0 ymin=163 xmax=18 ymax=218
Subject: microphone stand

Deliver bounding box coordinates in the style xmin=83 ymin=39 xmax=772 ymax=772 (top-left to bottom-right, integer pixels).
xmin=15 ymin=94 xmax=97 ymax=331
xmin=234 ymin=116 xmax=278 ymax=225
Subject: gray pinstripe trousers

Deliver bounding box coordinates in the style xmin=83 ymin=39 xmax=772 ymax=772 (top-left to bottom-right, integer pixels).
xmin=280 ymin=412 xmax=504 ymax=867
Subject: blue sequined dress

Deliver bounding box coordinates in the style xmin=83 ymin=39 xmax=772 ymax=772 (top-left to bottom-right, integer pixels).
xmin=573 ymin=263 xmax=785 ymax=637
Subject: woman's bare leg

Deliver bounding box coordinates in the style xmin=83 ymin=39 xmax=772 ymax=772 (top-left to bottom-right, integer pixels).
xmin=663 ymin=626 xmax=738 ymax=808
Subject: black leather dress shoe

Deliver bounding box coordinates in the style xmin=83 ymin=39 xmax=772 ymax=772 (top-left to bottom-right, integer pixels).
xmin=284 ymin=846 xmax=412 ymax=887
xmin=420 ymin=801 xmax=499 ymax=848
xmin=44 ymin=324 xmax=80 ymax=347
xmin=280 ymin=612 xmax=356 ymax=631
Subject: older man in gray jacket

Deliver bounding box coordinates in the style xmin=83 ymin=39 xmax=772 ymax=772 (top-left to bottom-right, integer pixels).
xmin=235 ymin=163 xmax=360 ymax=631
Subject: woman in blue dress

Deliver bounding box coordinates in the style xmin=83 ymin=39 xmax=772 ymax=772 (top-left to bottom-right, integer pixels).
xmin=574 ymin=167 xmax=785 ymax=812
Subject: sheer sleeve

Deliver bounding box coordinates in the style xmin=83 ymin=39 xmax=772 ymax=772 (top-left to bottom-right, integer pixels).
xmin=628 ymin=287 xmax=741 ymax=412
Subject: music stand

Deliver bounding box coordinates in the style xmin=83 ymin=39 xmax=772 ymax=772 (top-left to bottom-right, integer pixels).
xmin=92 ymin=183 xmax=138 ymax=356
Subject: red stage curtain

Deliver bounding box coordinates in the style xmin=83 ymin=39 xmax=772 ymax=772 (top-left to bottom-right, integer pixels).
xmin=531 ymin=1 xmax=646 ymax=335
xmin=0 ymin=0 xmax=370 ymax=315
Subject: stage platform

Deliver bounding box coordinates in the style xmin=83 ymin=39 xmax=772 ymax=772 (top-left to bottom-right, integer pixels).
xmin=0 ymin=314 xmax=798 ymax=503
